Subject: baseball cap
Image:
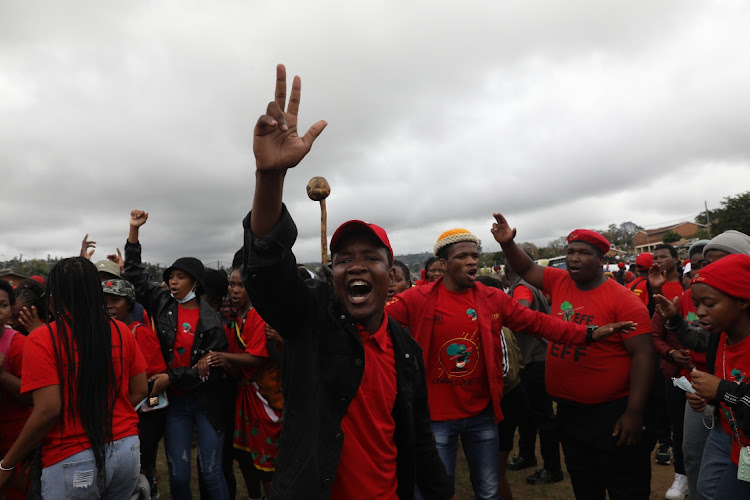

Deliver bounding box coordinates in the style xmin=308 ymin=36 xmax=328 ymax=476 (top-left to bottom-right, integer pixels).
xmin=330 ymin=220 xmax=393 ymax=262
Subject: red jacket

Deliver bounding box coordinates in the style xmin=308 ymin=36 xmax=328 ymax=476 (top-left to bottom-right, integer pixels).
xmin=387 ymin=277 xmax=588 ymax=422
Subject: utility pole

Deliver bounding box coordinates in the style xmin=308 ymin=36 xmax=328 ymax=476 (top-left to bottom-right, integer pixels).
xmin=704 ymin=200 xmax=712 ymax=238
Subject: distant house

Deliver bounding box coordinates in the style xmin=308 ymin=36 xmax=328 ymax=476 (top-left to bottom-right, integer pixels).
xmin=0 ymin=269 xmax=29 ymax=287
xmin=632 ymin=222 xmax=705 ymax=254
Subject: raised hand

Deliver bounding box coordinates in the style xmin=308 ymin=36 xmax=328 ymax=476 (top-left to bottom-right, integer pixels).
xmin=253 ymin=64 xmax=327 ymax=173
xmin=18 ymin=306 xmax=44 ymax=333
xmin=130 ymin=210 xmax=149 ymax=228
xmin=107 ymin=248 xmax=124 ymax=274
xmin=491 ymin=213 xmax=517 ymax=245
xmin=648 ymin=264 xmax=667 ymax=290
xmin=653 ymin=294 xmax=679 ymax=320
xmin=80 ymin=234 xmax=96 ymax=259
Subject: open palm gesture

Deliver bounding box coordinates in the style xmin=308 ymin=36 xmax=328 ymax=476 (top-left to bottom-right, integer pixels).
xmin=254 ymin=64 xmax=327 ymax=172
xmin=491 ymin=213 xmax=517 ymax=245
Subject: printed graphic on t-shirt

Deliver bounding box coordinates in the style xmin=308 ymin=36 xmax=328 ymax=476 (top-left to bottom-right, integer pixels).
xmin=556 ymin=301 xmax=592 ymax=325
xmin=181 ymin=322 xmax=194 ymax=334
xmin=439 ymin=337 xmax=478 ymax=376
xmin=685 ymin=311 xmax=698 ymax=322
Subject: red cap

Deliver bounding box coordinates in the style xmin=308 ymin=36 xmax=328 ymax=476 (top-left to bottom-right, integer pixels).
xmin=330 ymin=220 xmax=393 ymax=262
xmin=30 ymin=275 xmax=45 ymax=285
xmin=691 ymin=253 xmax=750 ymax=301
xmin=567 ymin=229 xmax=610 ymax=254
xmin=635 ymin=253 xmax=653 ymax=271
xmin=617 ymin=262 xmax=626 ymax=269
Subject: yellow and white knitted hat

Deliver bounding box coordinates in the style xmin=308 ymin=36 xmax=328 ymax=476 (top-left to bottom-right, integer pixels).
xmin=434 ymin=229 xmax=480 ymax=255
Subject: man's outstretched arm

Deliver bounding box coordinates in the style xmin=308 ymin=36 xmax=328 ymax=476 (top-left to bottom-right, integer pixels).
xmin=251 ymin=64 xmax=327 ymax=237
xmin=491 ymin=212 xmax=545 ymax=290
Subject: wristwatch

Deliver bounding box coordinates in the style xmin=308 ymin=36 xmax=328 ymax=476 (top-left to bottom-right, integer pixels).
xmin=586 ymin=324 xmax=599 ymax=343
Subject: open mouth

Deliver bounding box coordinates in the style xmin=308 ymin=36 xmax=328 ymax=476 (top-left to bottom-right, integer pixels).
xmin=467 ymin=269 xmax=477 ymax=279
xmin=347 ymin=280 xmax=373 ymax=304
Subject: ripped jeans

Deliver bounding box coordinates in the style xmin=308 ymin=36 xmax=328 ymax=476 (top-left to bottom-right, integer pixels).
xmin=164 ymin=393 xmax=229 ymax=500
xmin=40 ymin=434 xmax=140 ymax=500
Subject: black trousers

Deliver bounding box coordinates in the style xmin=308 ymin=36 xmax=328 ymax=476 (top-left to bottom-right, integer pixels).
xmin=138 ymin=408 xmax=167 ymax=492
xmin=664 ymin=379 xmax=686 ymax=474
xmin=517 ymin=361 xmax=562 ymax=473
xmin=557 ymin=397 xmax=653 ymax=500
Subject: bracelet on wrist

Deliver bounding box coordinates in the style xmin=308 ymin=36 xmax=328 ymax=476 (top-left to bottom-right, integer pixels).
xmin=0 ymin=459 xmax=15 ymax=471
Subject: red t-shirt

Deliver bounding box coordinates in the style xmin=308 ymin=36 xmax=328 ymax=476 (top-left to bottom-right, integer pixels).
xmin=22 ymin=320 xmax=147 ymax=467
xmin=172 ymin=305 xmax=200 ymax=369
xmin=0 ymin=331 xmax=32 ymax=453
xmin=330 ymin=314 xmax=398 ymax=500
xmin=129 ymin=321 xmax=167 ymax=378
xmin=628 ymin=277 xmax=649 ymax=306
xmin=425 ymin=287 xmax=490 ymax=421
xmin=661 ymin=281 xmax=685 ymax=302
xmin=236 ymin=308 xmax=269 ymax=358
xmin=511 ymin=284 xmax=534 ymax=305
xmin=543 ymin=267 xmax=652 ymax=404
xmin=677 ymin=289 xmax=706 ymax=375
xmin=716 ymin=332 xmax=750 ymax=465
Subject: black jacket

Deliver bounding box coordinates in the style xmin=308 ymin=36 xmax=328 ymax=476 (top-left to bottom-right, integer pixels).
xmin=242 ymin=206 xmax=453 ymax=500
xmin=124 ymin=241 xmax=228 ymax=432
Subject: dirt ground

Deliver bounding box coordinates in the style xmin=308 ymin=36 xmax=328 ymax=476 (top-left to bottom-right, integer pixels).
xmin=153 ymin=434 xmax=677 ymax=499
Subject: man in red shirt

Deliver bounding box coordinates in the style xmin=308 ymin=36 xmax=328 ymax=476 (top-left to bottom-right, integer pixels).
xmin=242 ymin=64 xmax=456 ymax=500
xmin=492 ymin=214 xmax=654 ymax=499
xmin=650 ymin=244 xmax=685 ymax=302
xmin=387 ymin=229 xmax=636 ymax=499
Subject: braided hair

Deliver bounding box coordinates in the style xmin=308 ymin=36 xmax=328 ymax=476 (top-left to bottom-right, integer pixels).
xmin=46 ymin=257 xmax=120 ymax=488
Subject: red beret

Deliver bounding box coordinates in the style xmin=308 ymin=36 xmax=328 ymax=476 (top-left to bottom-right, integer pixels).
xmin=567 ymin=229 xmax=610 ymax=254
xmin=635 ymin=253 xmax=653 ymax=270
xmin=617 ymin=262 xmax=626 ymax=269
xmin=691 ymin=253 xmax=750 ymax=301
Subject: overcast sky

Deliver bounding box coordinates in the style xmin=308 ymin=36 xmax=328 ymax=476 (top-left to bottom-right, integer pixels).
xmin=2 ymin=0 xmax=749 ymax=268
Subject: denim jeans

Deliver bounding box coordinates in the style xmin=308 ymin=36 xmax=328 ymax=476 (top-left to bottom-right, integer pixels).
xmin=714 ymin=462 xmax=750 ymax=498
xmin=163 ymin=393 xmax=229 ymax=500
xmin=682 ymin=400 xmax=712 ymax=500
xmin=40 ymin=434 xmax=140 ymax=500
xmin=696 ymin=425 xmax=732 ymax=499
xmin=417 ymin=404 xmax=499 ymax=500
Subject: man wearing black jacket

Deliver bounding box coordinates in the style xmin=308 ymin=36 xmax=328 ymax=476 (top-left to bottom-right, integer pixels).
xmin=241 ymin=64 xmax=455 ymax=500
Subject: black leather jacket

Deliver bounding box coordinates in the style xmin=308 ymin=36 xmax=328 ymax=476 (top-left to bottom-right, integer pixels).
xmin=242 ymin=206 xmax=453 ymax=500
xmin=124 ymin=241 xmax=228 ymax=432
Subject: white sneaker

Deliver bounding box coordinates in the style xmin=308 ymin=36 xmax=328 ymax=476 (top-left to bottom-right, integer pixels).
xmin=665 ymin=473 xmax=688 ymax=500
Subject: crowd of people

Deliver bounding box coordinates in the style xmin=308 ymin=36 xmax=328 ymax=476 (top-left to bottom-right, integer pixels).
xmin=1 ymin=63 xmax=750 ymax=500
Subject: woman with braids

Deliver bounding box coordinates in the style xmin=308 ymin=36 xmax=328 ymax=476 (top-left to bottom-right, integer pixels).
xmin=124 ymin=210 xmax=229 ymax=500
xmin=0 ymin=257 xmax=148 ymax=499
